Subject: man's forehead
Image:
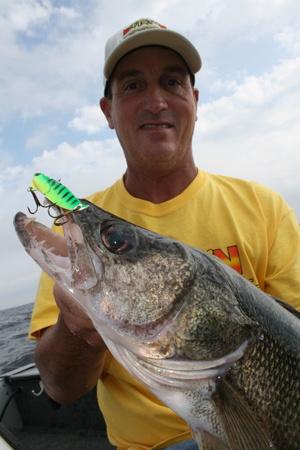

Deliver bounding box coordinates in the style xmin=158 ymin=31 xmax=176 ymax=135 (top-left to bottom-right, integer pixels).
xmin=111 ymin=46 xmax=191 ymax=80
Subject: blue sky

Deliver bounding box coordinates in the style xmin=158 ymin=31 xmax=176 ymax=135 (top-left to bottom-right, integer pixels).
xmin=1 ymin=0 xmax=300 ymax=310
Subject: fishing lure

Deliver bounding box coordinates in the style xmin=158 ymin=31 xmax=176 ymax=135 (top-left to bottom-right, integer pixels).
xmin=27 ymin=172 xmax=88 ymax=225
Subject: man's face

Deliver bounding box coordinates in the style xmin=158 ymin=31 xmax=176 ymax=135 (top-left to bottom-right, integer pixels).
xmin=101 ymin=46 xmax=199 ymax=175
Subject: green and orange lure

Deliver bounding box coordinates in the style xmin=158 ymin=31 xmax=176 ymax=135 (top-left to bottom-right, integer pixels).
xmin=27 ymin=172 xmax=88 ymax=225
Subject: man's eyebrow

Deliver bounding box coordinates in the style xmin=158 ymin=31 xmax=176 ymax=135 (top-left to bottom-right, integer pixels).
xmin=115 ymin=65 xmax=189 ymax=82
xmin=115 ymin=70 xmax=142 ymax=82
xmin=162 ymin=65 xmax=189 ymax=76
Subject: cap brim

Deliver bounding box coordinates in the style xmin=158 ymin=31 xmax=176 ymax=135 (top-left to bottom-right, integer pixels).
xmin=104 ymin=28 xmax=201 ymax=82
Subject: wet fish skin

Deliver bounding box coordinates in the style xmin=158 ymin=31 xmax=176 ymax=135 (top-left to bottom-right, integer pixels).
xmin=224 ymin=331 xmax=300 ymax=448
xmin=14 ymin=200 xmax=300 ymax=449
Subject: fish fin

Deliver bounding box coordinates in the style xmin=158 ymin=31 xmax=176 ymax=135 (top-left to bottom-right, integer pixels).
xmin=192 ymin=428 xmax=229 ymax=450
xmin=273 ymin=296 xmax=300 ymax=319
xmin=215 ymin=378 xmax=276 ymax=450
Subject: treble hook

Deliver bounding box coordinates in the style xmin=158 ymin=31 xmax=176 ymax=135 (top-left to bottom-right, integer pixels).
xmin=47 ymin=205 xmax=60 ymax=219
xmin=27 ymin=188 xmax=61 ymax=223
xmin=53 ymin=208 xmax=80 ymax=226
xmin=27 ymin=188 xmax=44 ymax=214
xmin=44 ymin=204 xmax=67 ymax=226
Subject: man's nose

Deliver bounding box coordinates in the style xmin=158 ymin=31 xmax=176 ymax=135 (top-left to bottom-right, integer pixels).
xmin=143 ymin=85 xmax=168 ymax=114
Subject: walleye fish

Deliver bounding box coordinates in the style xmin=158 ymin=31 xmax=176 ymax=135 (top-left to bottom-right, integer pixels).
xmin=14 ymin=200 xmax=300 ymax=449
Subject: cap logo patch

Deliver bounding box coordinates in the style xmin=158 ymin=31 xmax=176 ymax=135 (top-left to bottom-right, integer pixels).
xmin=123 ymin=19 xmax=167 ymax=39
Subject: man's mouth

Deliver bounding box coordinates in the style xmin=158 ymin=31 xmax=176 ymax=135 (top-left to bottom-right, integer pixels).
xmin=141 ymin=124 xmax=172 ymax=129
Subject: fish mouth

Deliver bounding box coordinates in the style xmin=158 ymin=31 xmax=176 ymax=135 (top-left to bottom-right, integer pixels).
xmin=13 ymin=211 xmax=101 ymax=292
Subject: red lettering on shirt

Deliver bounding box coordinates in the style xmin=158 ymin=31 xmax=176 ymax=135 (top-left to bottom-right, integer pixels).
xmin=208 ymin=245 xmax=243 ymax=274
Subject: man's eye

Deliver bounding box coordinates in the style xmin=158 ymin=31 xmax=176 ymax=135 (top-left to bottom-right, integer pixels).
xmin=165 ymin=78 xmax=183 ymax=89
xmin=125 ymin=82 xmax=138 ymax=91
xmin=168 ymin=79 xmax=178 ymax=86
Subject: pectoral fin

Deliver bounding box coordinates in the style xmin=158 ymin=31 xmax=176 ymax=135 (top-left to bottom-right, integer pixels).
xmin=214 ymin=378 xmax=275 ymax=450
xmin=192 ymin=428 xmax=229 ymax=449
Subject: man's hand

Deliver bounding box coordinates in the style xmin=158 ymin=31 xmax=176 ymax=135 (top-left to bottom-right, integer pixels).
xmin=34 ymin=284 xmax=107 ymax=404
xmin=53 ymin=284 xmax=106 ymax=349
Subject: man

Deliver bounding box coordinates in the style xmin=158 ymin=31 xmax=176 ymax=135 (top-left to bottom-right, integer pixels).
xmin=29 ymin=18 xmax=300 ymax=450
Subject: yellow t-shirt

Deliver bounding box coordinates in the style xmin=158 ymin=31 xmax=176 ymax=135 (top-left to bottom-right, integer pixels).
xmin=29 ymin=170 xmax=300 ymax=450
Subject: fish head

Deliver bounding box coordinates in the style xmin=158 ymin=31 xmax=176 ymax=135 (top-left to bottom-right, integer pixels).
xmin=14 ymin=200 xmax=200 ymax=351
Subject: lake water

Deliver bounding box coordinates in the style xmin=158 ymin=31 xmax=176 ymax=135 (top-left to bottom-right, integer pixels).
xmin=0 ymin=302 xmax=36 ymax=374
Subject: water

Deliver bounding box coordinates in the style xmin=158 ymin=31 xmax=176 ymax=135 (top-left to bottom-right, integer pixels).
xmin=0 ymin=302 xmax=36 ymax=374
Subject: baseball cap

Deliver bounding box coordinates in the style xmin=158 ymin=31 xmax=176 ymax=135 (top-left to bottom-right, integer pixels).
xmin=103 ymin=18 xmax=202 ymax=85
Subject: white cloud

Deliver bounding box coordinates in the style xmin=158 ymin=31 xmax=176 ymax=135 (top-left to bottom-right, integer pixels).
xmin=5 ymin=0 xmax=79 ymax=33
xmin=193 ymin=55 xmax=300 ymax=218
xmin=68 ymin=105 xmax=108 ymax=134
xmin=25 ymin=125 xmax=57 ymax=151
xmin=0 ymin=1 xmax=100 ymax=124
xmin=0 ymin=137 xmax=126 ymax=198
xmin=0 ymin=149 xmax=13 ymax=175
xmin=274 ymin=26 xmax=300 ymax=56
xmin=197 ymin=56 xmax=300 ymax=135
xmin=5 ymin=0 xmax=52 ymax=32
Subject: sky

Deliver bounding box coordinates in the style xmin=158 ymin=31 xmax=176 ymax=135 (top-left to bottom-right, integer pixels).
xmin=1 ymin=0 xmax=300 ymax=310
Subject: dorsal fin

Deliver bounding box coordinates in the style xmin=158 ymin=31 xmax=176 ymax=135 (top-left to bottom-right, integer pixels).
xmin=273 ymin=296 xmax=300 ymax=319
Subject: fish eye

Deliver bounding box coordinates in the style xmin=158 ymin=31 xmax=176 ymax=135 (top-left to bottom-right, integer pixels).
xmin=101 ymin=222 xmax=136 ymax=255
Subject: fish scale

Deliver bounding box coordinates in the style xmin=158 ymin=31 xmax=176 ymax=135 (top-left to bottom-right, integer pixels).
xmin=227 ymin=332 xmax=300 ymax=449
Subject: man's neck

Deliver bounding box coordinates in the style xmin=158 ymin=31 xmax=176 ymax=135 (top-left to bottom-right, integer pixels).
xmin=123 ymin=164 xmax=198 ymax=204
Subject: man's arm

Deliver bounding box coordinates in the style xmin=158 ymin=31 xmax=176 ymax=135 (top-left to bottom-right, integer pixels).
xmin=34 ymin=284 xmax=107 ymax=404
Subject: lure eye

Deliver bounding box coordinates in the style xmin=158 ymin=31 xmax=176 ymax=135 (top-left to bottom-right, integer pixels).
xmin=101 ymin=222 xmax=136 ymax=255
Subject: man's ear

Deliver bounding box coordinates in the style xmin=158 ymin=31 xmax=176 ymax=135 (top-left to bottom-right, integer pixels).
xmin=100 ymin=97 xmax=115 ymax=130
xmin=193 ymin=88 xmax=199 ymax=105
xmin=193 ymin=88 xmax=199 ymax=122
